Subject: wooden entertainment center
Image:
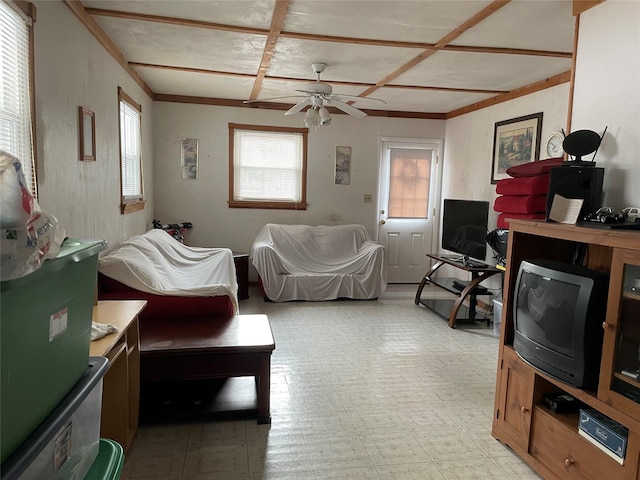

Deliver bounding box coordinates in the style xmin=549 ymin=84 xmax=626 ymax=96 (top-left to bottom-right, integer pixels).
xmin=493 ymin=219 xmax=640 ymax=480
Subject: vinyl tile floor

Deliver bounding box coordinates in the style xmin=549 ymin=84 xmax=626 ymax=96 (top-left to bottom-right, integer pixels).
xmin=121 ymin=284 xmax=540 ymax=480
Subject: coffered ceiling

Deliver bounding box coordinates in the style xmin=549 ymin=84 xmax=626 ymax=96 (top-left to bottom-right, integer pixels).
xmin=73 ymin=0 xmax=577 ymax=119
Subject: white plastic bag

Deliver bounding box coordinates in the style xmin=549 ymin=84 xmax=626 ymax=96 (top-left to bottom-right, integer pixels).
xmin=0 ymin=151 xmax=65 ymax=280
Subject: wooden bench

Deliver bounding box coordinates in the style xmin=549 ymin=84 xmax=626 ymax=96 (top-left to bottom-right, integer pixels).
xmin=139 ymin=314 xmax=275 ymax=424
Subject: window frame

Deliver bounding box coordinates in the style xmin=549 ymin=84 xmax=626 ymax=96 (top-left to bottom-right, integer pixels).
xmin=228 ymin=123 xmax=308 ymax=210
xmin=1 ymin=0 xmax=38 ymax=197
xmin=118 ymin=87 xmax=144 ymax=214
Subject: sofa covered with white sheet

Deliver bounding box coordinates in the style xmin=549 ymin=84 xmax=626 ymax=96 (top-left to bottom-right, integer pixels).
xmin=251 ymin=223 xmax=386 ymax=302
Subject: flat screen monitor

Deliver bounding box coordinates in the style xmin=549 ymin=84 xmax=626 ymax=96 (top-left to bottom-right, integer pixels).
xmin=441 ymin=199 xmax=489 ymax=261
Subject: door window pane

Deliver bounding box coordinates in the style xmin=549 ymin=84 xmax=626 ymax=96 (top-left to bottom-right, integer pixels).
xmin=388 ymin=148 xmax=431 ymax=218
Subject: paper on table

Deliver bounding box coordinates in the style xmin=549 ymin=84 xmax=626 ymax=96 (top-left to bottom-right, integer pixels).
xmin=548 ymin=194 xmax=584 ymax=224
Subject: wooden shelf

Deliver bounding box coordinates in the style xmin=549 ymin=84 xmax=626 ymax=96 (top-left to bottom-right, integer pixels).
xmin=623 ymin=290 xmax=640 ymax=301
xmin=614 ymin=371 xmax=640 ymax=386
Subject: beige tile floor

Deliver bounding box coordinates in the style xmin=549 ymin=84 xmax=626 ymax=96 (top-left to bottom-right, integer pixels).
xmin=121 ymin=284 xmax=540 ymax=480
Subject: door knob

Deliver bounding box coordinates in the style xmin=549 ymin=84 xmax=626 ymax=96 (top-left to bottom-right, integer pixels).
xmin=380 ymin=220 xmax=386 ymax=225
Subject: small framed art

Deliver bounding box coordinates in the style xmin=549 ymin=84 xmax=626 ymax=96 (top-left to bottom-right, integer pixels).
xmin=181 ymin=138 xmax=199 ymax=179
xmin=79 ymin=107 xmax=96 ymax=161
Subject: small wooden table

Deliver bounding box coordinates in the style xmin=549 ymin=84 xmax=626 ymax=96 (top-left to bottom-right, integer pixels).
xmin=139 ymin=314 xmax=275 ymax=424
xmin=90 ymin=300 xmax=147 ymax=453
xmin=415 ymin=254 xmax=501 ymax=328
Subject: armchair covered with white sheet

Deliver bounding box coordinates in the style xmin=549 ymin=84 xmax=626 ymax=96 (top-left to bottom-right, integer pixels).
xmin=251 ymin=224 xmax=386 ymax=302
xmin=97 ymin=229 xmax=239 ymax=318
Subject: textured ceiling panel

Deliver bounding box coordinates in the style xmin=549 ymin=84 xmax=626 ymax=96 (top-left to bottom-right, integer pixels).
xmin=84 ymin=0 xmax=277 ymax=29
xmin=136 ymin=67 xmax=256 ymax=99
xmin=283 ymin=0 xmax=494 ymax=43
xmin=394 ymin=50 xmax=573 ymax=90
xmin=451 ymin=0 xmax=575 ymax=51
xmin=374 ymin=87 xmax=495 ymax=113
xmin=267 ymin=38 xmax=419 ymax=83
xmin=95 ymin=17 xmax=267 ymax=73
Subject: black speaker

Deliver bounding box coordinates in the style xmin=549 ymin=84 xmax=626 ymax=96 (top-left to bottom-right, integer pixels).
xmin=546 ymin=166 xmax=604 ymax=220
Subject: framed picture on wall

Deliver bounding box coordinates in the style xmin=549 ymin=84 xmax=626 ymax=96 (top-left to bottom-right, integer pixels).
xmin=335 ymin=146 xmax=351 ymax=185
xmin=78 ymin=107 xmax=96 ymax=161
xmin=181 ymin=138 xmax=199 ymax=179
xmin=491 ymin=112 xmax=543 ymax=184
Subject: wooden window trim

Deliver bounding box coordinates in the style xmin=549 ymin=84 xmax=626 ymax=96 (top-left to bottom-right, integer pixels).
xmin=118 ymin=86 xmax=144 ymax=214
xmin=228 ymin=123 xmax=308 ymax=210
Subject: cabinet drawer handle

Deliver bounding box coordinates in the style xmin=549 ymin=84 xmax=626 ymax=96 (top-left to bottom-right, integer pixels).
xmin=520 ymin=406 xmax=529 ymax=414
xmin=602 ymin=322 xmax=612 ymax=330
xmin=564 ymin=458 xmax=573 ymax=467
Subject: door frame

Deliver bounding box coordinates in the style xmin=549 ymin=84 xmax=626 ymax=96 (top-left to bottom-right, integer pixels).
xmin=375 ymin=135 xmax=444 ymax=261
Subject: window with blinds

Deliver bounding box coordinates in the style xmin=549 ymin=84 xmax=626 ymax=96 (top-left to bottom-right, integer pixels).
xmin=0 ymin=1 xmax=36 ymax=197
xmin=118 ymin=87 xmax=144 ymax=213
xmin=228 ymin=124 xmax=308 ymax=210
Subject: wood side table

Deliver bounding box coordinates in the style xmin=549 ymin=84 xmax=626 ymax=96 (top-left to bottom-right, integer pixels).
xmin=90 ymin=300 xmax=147 ymax=453
xmin=232 ymin=252 xmax=249 ymax=300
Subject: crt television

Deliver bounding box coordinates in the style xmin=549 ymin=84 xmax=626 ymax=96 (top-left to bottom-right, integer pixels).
xmin=513 ymin=259 xmax=609 ymax=388
xmin=441 ymin=199 xmax=489 ymax=261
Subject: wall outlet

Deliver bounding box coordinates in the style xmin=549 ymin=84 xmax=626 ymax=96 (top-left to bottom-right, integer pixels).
xmin=363 ymin=194 xmax=373 ymax=203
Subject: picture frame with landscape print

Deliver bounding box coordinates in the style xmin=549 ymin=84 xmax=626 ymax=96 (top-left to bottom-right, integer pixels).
xmin=335 ymin=146 xmax=352 ymax=185
xmin=181 ymin=138 xmax=199 ymax=180
xmin=491 ymin=112 xmax=543 ymax=184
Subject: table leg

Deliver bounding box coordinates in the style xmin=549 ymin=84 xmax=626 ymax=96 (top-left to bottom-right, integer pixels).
xmin=447 ymin=270 xmax=498 ymax=328
xmin=415 ymin=260 xmax=445 ymax=305
xmin=256 ymin=353 xmax=272 ymax=424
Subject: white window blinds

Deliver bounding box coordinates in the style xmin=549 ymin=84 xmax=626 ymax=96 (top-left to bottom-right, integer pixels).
xmin=0 ymin=1 xmax=35 ymax=196
xmin=119 ymin=97 xmax=142 ymax=200
xmin=233 ymin=129 xmax=303 ymax=202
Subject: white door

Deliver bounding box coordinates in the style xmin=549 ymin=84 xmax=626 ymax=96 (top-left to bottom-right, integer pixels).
xmin=377 ymin=138 xmax=442 ymax=283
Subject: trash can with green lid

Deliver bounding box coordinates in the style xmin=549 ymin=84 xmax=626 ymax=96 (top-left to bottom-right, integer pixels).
xmin=84 ymin=439 xmax=125 ymax=480
xmin=1 ymin=238 xmax=106 ymax=462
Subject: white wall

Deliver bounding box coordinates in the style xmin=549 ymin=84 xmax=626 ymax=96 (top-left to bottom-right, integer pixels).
xmin=152 ymin=102 xmax=445 ymax=255
xmin=443 ymin=83 xmax=571 ymax=232
xmin=33 ymin=1 xmax=154 ymax=249
xmin=572 ymin=0 xmax=640 ymax=209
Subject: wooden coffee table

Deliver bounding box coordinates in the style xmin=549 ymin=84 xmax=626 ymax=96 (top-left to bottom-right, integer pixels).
xmin=139 ymin=314 xmax=275 ymax=424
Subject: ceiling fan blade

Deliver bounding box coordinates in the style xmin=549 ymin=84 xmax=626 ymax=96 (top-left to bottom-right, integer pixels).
xmin=330 ymin=94 xmax=387 ymax=104
xmin=244 ymin=95 xmax=306 ymax=104
xmin=327 ymin=98 xmax=367 ymax=118
xmin=284 ymin=98 xmax=312 ymax=116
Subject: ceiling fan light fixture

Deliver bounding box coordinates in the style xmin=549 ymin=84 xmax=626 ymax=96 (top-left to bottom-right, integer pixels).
xmin=319 ymin=107 xmax=331 ymax=126
xmin=304 ymin=108 xmax=319 ymax=127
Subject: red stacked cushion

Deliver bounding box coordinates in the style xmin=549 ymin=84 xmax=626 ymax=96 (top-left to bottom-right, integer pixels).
xmin=494 ymin=158 xmax=563 ymax=229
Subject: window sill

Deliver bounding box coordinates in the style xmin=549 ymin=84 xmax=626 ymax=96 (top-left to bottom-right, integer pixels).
xmin=228 ymin=200 xmax=308 ymax=210
xmin=121 ymin=200 xmax=145 ymax=214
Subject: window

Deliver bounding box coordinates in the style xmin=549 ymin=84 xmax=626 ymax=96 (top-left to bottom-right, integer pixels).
xmin=0 ymin=1 xmax=36 ymax=197
xmin=229 ymin=123 xmax=308 ymax=210
xmin=118 ymin=87 xmax=144 ymax=213
xmin=388 ymin=147 xmax=432 ymax=218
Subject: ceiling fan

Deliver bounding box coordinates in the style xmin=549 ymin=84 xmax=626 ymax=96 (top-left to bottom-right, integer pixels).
xmin=246 ymin=63 xmax=386 ymax=127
